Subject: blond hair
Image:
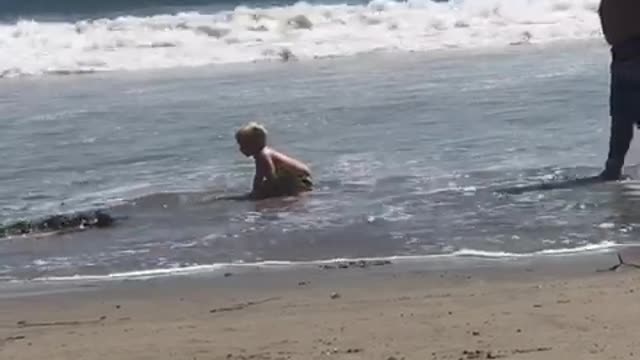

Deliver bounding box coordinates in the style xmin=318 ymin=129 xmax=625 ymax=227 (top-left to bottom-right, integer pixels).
xmin=235 ymin=122 xmax=268 ymax=147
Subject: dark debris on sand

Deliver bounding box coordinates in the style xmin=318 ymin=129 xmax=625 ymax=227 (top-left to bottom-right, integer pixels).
xmin=319 ymin=259 xmax=392 ymax=270
xmin=435 ymin=347 xmax=553 ymax=360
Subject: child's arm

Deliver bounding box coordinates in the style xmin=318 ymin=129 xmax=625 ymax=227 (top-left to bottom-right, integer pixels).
xmin=250 ymin=151 xmax=277 ymax=198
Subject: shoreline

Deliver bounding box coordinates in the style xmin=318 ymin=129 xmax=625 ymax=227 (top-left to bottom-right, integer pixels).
xmin=1 ymin=245 xmax=637 ymax=297
xmin=2 ymin=249 xmax=640 ymax=359
xmin=0 ymin=241 xmax=631 ymax=297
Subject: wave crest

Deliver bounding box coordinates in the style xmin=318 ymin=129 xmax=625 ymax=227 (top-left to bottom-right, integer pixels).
xmin=0 ymin=0 xmax=602 ymax=78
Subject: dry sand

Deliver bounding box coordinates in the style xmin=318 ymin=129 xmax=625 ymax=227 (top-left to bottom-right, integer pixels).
xmin=2 ymin=250 xmax=640 ymax=360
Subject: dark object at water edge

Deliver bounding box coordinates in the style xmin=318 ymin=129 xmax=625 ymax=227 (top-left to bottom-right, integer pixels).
xmin=0 ymin=210 xmax=118 ymax=238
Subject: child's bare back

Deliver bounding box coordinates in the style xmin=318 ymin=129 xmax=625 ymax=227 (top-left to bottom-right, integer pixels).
xmin=263 ymin=147 xmax=311 ymax=177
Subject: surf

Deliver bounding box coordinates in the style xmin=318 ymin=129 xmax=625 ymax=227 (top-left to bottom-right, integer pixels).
xmin=0 ymin=0 xmax=603 ymax=78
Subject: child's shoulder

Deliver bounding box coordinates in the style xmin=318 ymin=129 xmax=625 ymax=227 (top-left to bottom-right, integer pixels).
xmin=254 ymin=147 xmax=273 ymax=162
xmin=267 ymin=147 xmax=292 ymax=160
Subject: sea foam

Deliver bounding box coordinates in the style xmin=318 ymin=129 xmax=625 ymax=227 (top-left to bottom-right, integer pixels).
xmin=0 ymin=0 xmax=602 ymax=78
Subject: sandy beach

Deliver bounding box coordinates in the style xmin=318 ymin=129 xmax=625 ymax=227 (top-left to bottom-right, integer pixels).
xmin=1 ymin=250 xmax=640 ymax=360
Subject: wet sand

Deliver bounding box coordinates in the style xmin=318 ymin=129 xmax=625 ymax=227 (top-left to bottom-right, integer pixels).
xmin=2 ymin=250 xmax=640 ymax=360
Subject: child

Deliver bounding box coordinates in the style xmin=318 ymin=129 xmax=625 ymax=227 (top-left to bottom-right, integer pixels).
xmin=235 ymin=122 xmax=312 ymax=200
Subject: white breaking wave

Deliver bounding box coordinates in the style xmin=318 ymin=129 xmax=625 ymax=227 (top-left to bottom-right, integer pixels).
xmin=0 ymin=0 xmax=602 ymax=77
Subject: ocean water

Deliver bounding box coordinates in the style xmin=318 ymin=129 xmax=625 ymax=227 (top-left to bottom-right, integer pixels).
xmin=0 ymin=0 xmax=637 ymax=282
xmin=0 ymin=0 xmax=601 ymax=77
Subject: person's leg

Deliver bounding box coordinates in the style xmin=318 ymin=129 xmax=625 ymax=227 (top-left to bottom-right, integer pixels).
xmin=600 ymin=45 xmax=640 ymax=180
xmin=601 ymin=114 xmax=634 ymax=180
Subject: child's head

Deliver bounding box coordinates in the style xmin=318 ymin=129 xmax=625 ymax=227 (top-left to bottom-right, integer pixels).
xmin=235 ymin=122 xmax=267 ymax=156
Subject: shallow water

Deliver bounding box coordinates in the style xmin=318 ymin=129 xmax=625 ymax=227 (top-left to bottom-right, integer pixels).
xmin=3 ymin=40 xmax=640 ymax=281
